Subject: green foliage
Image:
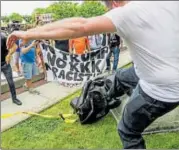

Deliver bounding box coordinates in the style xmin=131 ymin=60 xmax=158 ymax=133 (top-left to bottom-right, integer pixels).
xmin=45 ymin=1 xmax=106 ymax=20
xmin=77 ymin=1 xmax=107 ymax=18
xmin=23 ymin=15 xmax=33 ymax=24
xmin=3 ymin=1 xmax=107 ymax=24
xmin=31 ymin=7 xmax=48 ymax=22
xmin=1 ymin=16 xmax=10 ymax=23
xmin=8 ymin=13 xmax=23 ymax=22
xmin=46 ymin=2 xmax=79 ymax=20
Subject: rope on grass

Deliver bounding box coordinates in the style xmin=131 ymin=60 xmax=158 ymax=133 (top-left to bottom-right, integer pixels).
xmin=1 ymin=111 xmax=78 ymax=124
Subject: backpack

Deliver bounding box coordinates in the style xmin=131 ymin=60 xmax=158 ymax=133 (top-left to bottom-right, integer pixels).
xmin=70 ymin=73 xmax=122 ymax=124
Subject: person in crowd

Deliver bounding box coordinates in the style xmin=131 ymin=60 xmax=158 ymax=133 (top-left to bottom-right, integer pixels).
xmin=19 ymin=39 xmax=40 ymax=94
xmin=35 ymin=40 xmax=47 ymax=80
xmin=69 ymin=36 xmax=91 ymax=55
xmin=101 ymin=33 xmax=109 ymax=47
xmin=34 ymin=21 xmax=48 ymax=80
xmin=6 ymin=1 xmax=179 ymax=149
xmin=12 ymin=28 xmax=22 ymax=76
xmin=1 ymin=32 xmax=22 ymax=105
xmin=106 ymin=33 xmax=121 ymax=72
xmin=54 ymin=40 xmax=69 ymax=53
xmin=88 ymin=34 xmax=103 ymax=50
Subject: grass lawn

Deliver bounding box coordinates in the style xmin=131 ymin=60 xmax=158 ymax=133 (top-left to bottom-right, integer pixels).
xmin=2 ymin=63 xmax=179 ymax=149
xmin=1 ymin=90 xmax=179 ymax=149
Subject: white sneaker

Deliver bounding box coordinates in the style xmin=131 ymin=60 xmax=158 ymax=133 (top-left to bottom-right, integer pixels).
xmin=23 ymin=84 xmax=40 ymax=95
xmin=29 ymin=88 xmax=40 ymax=95
xmin=17 ymin=72 xmax=23 ymax=77
xmin=23 ymin=84 xmax=29 ymax=91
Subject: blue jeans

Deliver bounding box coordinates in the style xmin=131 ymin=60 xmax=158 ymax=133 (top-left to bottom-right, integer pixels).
xmin=22 ymin=63 xmax=39 ymax=80
xmin=1 ymin=63 xmax=17 ymax=100
xmin=106 ymin=46 xmax=120 ymax=71
xmin=115 ymin=66 xmax=179 ymax=149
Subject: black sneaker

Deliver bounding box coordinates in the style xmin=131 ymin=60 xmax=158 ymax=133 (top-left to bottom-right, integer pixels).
xmin=105 ymin=67 xmax=110 ymax=71
xmin=13 ymin=99 xmax=22 ymax=105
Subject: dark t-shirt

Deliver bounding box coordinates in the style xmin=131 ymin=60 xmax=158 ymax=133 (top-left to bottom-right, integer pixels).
xmin=55 ymin=40 xmax=69 ymax=52
xmin=1 ymin=33 xmax=8 ymax=66
xmin=109 ymin=33 xmax=120 ymax=48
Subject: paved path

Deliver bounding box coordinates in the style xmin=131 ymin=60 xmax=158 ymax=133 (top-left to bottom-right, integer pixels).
xmin=1 ymin=50 xmax=132 ymax=132
xmin=1 ymin=83 xmax=80 ymax=132
xmin=1 ymin=80 xmax=47 ymax=101
xmin=118 ymin=50 xmax=131 ymax=68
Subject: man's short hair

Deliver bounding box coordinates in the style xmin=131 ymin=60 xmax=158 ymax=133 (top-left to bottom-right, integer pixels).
xmin=103 ymin=0 xmax=124 ymax=7
xmin=103 ymin=1 xmax=112 ymax=7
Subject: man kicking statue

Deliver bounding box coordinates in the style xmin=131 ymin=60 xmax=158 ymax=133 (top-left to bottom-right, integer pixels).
xmin=6 ymin=1 xmax=179 ymax=149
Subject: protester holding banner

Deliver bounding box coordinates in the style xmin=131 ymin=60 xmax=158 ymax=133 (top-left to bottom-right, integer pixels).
xmin=36 ymin=41 xmax=47 ymax=80
xmin=69 ymin=37 xmax=91 ymax=55
xmin=1 ymin=32 xmax=22 ymax=105
xmin=12 ymin=28 xmax=22 ymax=77
xmin=13 ymin=39 xmax=22 ymax=76
xmin=33 ymin=22 xmax=48 ymax=80
xmin=7 ymin=1 xmax=179 ymax=149
xmin=20 ymin=39 xmax=40 ymax=94
xmin=54 ymin=40 xmax=69 ymax=53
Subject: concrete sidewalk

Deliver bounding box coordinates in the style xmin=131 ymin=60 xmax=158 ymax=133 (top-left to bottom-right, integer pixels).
xmin=1 ymin=50 xmax=132 ymax=132
xmin=1 ymin=83 xmax=80 ymax=132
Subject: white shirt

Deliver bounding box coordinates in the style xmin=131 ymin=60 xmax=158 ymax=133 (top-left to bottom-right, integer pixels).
xmin=104 ymin=1 xmax=179 ymax=103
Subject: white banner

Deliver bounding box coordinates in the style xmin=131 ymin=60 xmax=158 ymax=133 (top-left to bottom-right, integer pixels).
xmin=36 ymin=13 xmax=53 ymax=23
xmin=41 ymin=43 xmax=110 ymax=87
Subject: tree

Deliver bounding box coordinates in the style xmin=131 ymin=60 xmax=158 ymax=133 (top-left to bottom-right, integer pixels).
xmin=1 ymin=16 xmax=10 ymax=23
xmin=77 ymin=1 xmax=107 ymax=18
xmin=29 ymin=1 xmax=107 ymax=24
xmin=23 ymin=15 xmax=32 ymax=24
xmin=31 ymin=8 xmax=48 ymax=22
xmin=46 ymin=2 xmax=79 ymax=20
xmin=8 ymin=13 xmax=23 ymax=22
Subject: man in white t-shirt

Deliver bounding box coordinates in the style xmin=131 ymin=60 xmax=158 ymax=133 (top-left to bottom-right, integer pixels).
xmin=7 ymin=1 xmax=179 ymax=149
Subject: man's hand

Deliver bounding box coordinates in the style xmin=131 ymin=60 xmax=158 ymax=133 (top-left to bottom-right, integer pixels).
xmin=31 ymin=40 xmax=39 ymax=47
xmin=7 ymin=31 xmax=27 ymax=49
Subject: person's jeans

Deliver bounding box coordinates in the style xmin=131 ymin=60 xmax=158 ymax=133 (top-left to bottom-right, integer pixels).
xmin=22 ymin=63 xmax=39 ymax=80
xmin=106 ymin=46 xmax=120 ymax=71
xmin=1 ymin=63 xmax=17 ymax=100
xmin=115 ymin=66 xmax=179 ymax=149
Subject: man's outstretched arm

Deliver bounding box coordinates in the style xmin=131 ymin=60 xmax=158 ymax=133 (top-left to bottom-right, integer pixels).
xmin=28 ymin=17 xmax=88 ymax=33
xmin=26 ymin=16 xmax=116 ymax=40
xmin=7 ymin=16 xmax=117 ymax=49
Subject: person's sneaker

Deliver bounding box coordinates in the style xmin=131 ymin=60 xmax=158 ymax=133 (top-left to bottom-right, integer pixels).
xmin=23 ymin=84 xmax=29 ymax=91
xmin=17 ymin=71 xmax=23 ymax=77
xmin=29 ymin=88 xmax=40 ymax=95
xmin=105 ymin=68 xmax=110 ymax=71
xmin=105 ymin=68 xmax=111 ymax=74
xmin=12 ymin=99 xmax=22 ymax=105
xmin=23 ymin=84 xmax=40 ymax=95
